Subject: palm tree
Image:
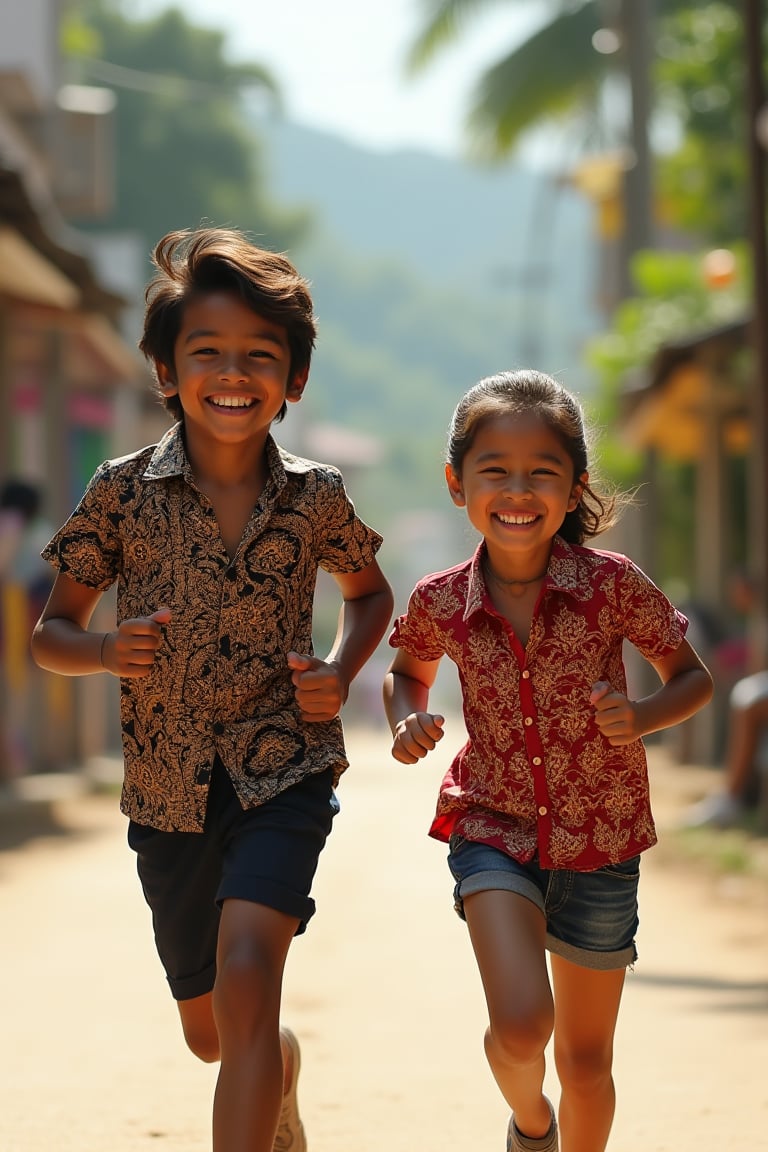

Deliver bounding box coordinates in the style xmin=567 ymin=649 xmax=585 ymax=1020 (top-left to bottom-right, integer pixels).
xmin=408 ymin=1 xmax=619 ymax=158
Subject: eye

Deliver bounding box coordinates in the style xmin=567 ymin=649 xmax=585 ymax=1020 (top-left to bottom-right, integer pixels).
xmin=249 ymin=348 xmax=275 ymax=359
xmin=191 ymin=345 xmax=218 ymax=356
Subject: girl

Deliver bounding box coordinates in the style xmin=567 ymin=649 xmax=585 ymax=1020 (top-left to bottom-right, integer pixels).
xmin=383 ymin=370 xmax=712 ymax=1152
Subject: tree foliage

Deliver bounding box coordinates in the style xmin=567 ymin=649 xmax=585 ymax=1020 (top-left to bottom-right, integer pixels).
xmin=61 ymin=1 xmax=308 ymax=252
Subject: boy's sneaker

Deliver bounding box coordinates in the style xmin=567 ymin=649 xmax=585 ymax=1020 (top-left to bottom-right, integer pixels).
xmin=506 ymin=1098 xmax=558 ymax=1152
xmin=273 ymin=1027 xmax=307 ymax=1152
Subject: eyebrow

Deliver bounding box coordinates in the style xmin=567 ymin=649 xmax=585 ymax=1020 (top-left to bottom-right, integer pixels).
xmin=475 ymin=450 xmax=567 ymax=466
xmin=182 ymin=327 xmax=286 ymax=348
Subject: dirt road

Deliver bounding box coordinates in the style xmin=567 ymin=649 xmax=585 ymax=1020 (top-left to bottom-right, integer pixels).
xmin=1 ymin=726 xmax=766 ymax=1151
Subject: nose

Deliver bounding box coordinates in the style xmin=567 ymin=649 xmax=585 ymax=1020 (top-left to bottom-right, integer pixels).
xmin=218 ymin=354 xmax=250 ymax=382
xmin=503 ymin=472 xmax=531 ymax=497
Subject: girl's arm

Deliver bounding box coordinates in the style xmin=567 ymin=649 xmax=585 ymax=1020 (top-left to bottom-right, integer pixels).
xmin=32 ymin=571 xmax=170 ymax=678
xmin=591 ymin=637 xmax=714 ymax=747
xmin=383 ymin=648 xmax=444 ymax=763
xmin=287 ymin=558 xmax=394 ymax=722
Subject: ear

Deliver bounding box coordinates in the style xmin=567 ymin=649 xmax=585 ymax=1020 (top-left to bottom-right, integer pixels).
xmin=286 ymin=366 xmax=309 ymax=404
xmin=568 ymin=471 xmax=588 ymax=512
xmin=445 ymin=463 xmax=466 ymax=507
xmin=155 ymin=360 xmax=178 ymax=397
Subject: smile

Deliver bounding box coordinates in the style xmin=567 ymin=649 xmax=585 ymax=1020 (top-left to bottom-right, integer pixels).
xmin=208 ymin=395 xmax=256 ymax=409
xmin=496 ymin=512 xmax=537 ymax=525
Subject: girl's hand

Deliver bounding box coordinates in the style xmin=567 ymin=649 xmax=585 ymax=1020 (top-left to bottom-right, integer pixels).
xmin=590 ymin=680 xmax=640 ymax=746
xmin=103 ymin=608 xmax=171 ymax=677
xmin=391 ymin=712 xmax=444 ymax=763
xmin=287 ymin=652 xmax=347 ymax=723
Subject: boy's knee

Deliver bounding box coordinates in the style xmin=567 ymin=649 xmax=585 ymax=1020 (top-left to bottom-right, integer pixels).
xmin=177 ymin=996 xmax=220 ymax=1063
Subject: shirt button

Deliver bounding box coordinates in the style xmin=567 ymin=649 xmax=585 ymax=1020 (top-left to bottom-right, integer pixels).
xmin=538 ymin=806 xmax=548 ymax=816
xmin=524 ymin=716 xmax=533 ymax=727
xmin=532 ymin=756 xmax=542 ymax=766
xmin=522 ymin=669 xmax=530 ymax=679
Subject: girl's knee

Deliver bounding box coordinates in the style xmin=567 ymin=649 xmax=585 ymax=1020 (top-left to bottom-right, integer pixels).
xmin=487 ymin=1003 xmax=554 ymax=1066
xmin=555 ymin=1042 xmax=614 ymax=1094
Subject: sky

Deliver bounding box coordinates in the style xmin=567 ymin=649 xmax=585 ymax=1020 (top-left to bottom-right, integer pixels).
xmin=136 ymin=0 xmax=540 ymax=158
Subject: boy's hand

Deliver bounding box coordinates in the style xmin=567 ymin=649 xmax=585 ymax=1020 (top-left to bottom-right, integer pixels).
xmin=287 ymin=652 xmax=348 ymax=722
xmin=590 ymin=681 xmax=640 ymax=746
xmin=103 ymin=608 xmax=171 ymax=677
xmin=391 ymin=713 xmax=444 ymax=764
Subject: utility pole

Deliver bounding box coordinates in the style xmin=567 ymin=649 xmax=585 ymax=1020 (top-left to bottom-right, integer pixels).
xmin=744 ymin=0 xmax=768 ymax=646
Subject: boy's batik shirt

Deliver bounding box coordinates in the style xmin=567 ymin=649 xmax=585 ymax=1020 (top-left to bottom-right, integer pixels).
xmin=389 ymin=536 xmax=688 ymax=871
xmin=43 ymin=425 xmax=382 ymax=832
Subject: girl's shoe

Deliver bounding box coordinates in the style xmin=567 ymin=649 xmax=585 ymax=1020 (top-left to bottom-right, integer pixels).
xmin=273 ymin=1027 xmax=307 ymax=1152
xmin=506 ymin=1098 xmax=558 ymax=1152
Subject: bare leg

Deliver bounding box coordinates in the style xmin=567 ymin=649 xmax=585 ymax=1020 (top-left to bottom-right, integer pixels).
xmin=722 ymin=695 xmax=768 ymax=798
xmin=463 ymin=890 xmax=554 ymax=1139
xmin=211 ymin=898 xmax=298 ymax=1152
xmin=551 ymin=954 xmax=625 ymax=1152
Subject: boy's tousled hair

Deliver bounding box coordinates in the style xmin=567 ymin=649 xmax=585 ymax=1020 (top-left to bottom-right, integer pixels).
xmin=139 ymin=227 xmax=317 ymax=422
xmin=446 ymin=368 xmax=625 ymax=544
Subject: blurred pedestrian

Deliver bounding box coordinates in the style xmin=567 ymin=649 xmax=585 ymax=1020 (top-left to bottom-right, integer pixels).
xmin=0 ymin=479 xmax=53 ymax=778
xmin=384 ymin=370 xmax=712 ymax=1152
xmin=684 ymin=570 xmax=768 ymax=828
xmin=32 ymin=227 xmax=393 ymax=1152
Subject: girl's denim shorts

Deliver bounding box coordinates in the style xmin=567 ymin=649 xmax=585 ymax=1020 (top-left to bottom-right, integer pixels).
xmin=448 ymin=835 xmax=639 ymax=971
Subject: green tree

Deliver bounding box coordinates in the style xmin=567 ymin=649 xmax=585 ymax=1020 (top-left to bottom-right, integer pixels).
xmin=61 ymin=1 xmax=307 ymax=251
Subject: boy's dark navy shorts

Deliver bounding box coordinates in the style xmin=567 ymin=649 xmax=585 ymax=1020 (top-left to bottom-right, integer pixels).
xmin=127 ymin=756 xmax=337 ymax=1001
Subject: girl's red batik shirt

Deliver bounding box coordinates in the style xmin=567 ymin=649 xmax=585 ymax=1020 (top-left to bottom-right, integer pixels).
xmin=389 ymin=536 xmax=688 ymax=871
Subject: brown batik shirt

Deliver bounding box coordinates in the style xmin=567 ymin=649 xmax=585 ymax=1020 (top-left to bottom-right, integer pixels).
xmin=42 ymin=424 xmax=383 ymax=832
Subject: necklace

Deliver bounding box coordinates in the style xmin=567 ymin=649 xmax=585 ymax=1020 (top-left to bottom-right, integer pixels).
xmin=483 ymin=557 xmax=548 ymax=587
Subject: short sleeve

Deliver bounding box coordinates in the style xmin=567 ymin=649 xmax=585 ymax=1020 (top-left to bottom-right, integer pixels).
xmin=314 ymin=467 xmax=383 ymax=574
xmin=615 ymin=557 xmax=688 ymax=660
xmin=41 ymin=462 xmax=122 ymax=590
xmin=389 ymin=582 xmax=447 ymax=663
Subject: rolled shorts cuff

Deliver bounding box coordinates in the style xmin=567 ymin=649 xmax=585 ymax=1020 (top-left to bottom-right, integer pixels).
xmin=546 ymin=932 xmax=637 ymax=971
xmin=216 ymin=874 xmax=317 ymax=935
xmin=169 ymin=960 xmax=218 ymax=1001
xmin=454 ymin=868 xmax=544 ymax=916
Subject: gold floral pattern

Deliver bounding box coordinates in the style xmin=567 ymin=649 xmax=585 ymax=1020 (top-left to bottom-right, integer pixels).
xmin=389 ymin=536 xmax=687 ymax=870
xmin=43 ymin=424 xmax=382 ymax=831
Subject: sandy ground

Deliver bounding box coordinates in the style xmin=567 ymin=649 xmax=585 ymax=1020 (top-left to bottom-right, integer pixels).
xmin=1 ymin=724 xmax=766 ymax=1152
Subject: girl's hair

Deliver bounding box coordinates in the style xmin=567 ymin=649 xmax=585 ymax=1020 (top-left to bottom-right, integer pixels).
xmin=139 ymin=227 xmax=317 ymax=422
xmin=446 ymin=369 xmax=622 ymax=544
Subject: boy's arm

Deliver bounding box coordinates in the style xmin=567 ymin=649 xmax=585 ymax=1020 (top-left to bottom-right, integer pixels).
xmin=383 ymin=648 xmax=444 ymax=763
xmin=287 ymin=559 xmax=393 ymax=722
xmin=591 ymin=637 xmax=714 ymax=746
xmin=32 ymin=571 xmax=170 ymax=678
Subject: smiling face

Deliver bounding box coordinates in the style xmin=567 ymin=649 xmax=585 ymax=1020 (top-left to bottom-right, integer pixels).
xmin=445 ymin=410 xmax=586 ymax=577
xmin=155 ymin=290 xmax=307 ymax=453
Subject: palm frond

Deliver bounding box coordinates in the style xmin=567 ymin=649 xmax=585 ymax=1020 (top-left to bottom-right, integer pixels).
xmin=407 ymin=0 xmax=530 ymax=73
xmin=465 ymin=4 xmax=610 ymax=157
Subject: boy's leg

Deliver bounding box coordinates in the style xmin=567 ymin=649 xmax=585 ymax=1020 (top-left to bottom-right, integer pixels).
xmin=550 ymin=955 xmax=625 ymax=1152
xmin=212 ymin=898 xmax=298 ymax=1152
xmin=463 ymin=889 xmax=555 ymax=1141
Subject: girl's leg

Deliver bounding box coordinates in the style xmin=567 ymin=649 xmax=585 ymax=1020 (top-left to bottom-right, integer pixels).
xmin=550 ymin=954 xmax=626 ymax=1152
xmin=211 ymin=897 xmax=299 ymax=1152
xmin=463 ymin=890 xmax=555 ymax=1139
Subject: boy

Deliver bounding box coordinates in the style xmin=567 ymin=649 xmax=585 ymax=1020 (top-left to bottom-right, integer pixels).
xmin=31 ymin=227 xmax=394 ymax=1152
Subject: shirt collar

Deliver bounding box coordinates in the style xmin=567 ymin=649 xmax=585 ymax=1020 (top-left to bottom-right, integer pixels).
xmin=463 ymin=534 xmax=588 ymax=622
xmin=142 ymin=424 xmax=316 ymax=488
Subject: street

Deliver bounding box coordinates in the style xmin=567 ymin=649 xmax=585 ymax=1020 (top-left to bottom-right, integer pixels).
xmin=1 ymin=725 xmax=766 ymax=1151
